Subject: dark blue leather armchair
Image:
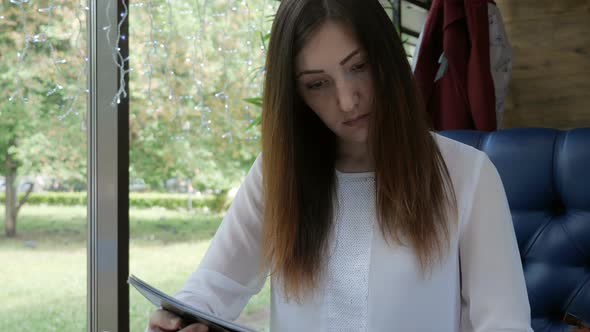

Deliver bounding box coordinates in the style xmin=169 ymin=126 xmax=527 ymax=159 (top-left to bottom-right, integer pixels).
xmin=440 ymin=128 xmax=590 ymax=332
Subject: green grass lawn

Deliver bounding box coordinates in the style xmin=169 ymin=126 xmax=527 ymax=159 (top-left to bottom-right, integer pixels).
xmin=0 ymin=205 xmax=270 ymax=332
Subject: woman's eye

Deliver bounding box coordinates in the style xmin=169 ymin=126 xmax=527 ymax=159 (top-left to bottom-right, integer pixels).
xmin=352 ymin=61 xmax=368 ymax=72
xmin=306 ymin=80 xmax=327 ymax=90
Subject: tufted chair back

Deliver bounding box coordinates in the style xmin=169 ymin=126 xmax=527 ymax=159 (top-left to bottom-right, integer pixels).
xmin=440 ymin=128 xmax=590 ymax=332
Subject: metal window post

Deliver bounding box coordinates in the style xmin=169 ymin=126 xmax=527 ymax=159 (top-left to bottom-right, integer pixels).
xmin=88 ymin=0 xmax=130 ymax=331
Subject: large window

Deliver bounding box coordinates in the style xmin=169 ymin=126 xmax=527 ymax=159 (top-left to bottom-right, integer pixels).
xmin=126 ymin=1 xmax=277 ymax=331
xmin=0 ymin=0 xmax=88 ymax=330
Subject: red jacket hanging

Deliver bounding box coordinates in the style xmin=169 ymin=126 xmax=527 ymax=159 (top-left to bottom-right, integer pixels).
xmin=413 ymin=0 xmax=497 ymax=131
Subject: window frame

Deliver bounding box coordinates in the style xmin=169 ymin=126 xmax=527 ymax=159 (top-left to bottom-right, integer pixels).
xmin=87 ymin=0 xmax=130 ymax=331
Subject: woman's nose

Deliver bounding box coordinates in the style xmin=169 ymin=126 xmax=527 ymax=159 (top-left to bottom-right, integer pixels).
xmin=336 ymin=80 xmax=360 ymax=113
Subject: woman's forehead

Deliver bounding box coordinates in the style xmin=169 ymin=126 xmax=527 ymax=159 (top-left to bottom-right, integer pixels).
xmin=295 ymin=20 xmax=363 ymax=71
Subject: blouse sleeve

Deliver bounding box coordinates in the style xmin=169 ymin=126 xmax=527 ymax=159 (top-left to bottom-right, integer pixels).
xmin=174 ymin=154 xmax=267 ymax=321
xmin=459 ymin=154 xmax=533 ymax=331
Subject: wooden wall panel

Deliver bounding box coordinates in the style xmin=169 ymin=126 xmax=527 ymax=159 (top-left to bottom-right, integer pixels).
xmin=496 ymin=0 xmax=589 ymax=22
xmin=495 ymin=0 xmax=590 ymax=129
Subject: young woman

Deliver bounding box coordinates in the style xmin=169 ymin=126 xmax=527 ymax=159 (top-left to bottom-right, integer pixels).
xmin=148 ymin=0 xmax=532 ymax=331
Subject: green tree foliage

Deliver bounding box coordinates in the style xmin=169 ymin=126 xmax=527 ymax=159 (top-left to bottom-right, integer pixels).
xmin=0 ymin=0 xmax=87 ymax=236
xmin=128 ymin=0 xmax=276 ymax=191
xmin=1 ymin=0 xmax=277 ymax=235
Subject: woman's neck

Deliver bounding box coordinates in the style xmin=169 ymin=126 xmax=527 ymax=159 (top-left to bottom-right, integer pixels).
xmin=335 ymin=141 xmax=374 ymax=173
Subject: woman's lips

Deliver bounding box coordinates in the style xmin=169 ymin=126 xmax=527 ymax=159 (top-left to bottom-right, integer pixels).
xmin=343 ymin=113 xmax=370 ymax=127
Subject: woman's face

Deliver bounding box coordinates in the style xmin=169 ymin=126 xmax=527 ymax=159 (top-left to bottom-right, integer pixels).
xmin=295 ymin=20 xmax=375 ymax=145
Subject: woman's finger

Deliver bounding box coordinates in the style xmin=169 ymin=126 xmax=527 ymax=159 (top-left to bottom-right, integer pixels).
xmin=179 ymin=323 xmax=209 ymax=332
xmin=148 ymin=309 xmax=183 ymax=331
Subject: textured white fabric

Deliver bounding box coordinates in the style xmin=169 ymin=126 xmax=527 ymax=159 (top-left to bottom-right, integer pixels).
xmin=174 ymin=133 xmax=533 ymax=332
xmin=325 ymin=172 xmax=375 ymax=332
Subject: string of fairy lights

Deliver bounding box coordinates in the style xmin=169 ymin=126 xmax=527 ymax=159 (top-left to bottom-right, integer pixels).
xmin=7 ymin=0 xmax=32 ymax=105
xmin=5 ymin=0 xmax=88 ymax=121
xmin=4 ymin=0 xmax=278 ymax=143
xmin=104 ymin=0 xmax=130 ymax=107
xmin=124 ymin=0 xmax=276 ymax=141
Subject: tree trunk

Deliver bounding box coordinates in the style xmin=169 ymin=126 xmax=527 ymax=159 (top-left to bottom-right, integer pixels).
xmin=3 ymin=146 xmax=33 ymax=238
xmin=5 ymin=168 xmax=17 ymax=237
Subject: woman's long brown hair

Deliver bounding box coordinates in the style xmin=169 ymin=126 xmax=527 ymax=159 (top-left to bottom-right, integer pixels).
xmin=261 ymin=0 xmax=457 ymax=301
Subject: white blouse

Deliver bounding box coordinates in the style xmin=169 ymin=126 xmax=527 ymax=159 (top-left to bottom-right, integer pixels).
xmin=175 ymin=133 xmax=533 ymax=331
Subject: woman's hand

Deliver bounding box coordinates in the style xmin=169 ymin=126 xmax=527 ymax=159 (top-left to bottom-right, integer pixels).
xmin=147 ymin=309 xmax=209 ymax=332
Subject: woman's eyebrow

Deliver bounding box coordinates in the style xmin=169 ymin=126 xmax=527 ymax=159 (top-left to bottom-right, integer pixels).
xmin=296 ymin=48 xmax=362 ymax=79
xmin=339 ymin=48 xmax=360 ymax=65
